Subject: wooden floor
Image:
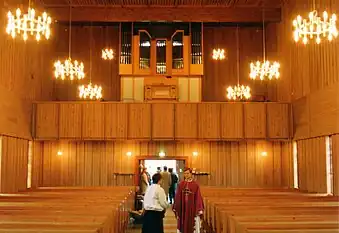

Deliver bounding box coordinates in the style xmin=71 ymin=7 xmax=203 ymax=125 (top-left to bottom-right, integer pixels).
xmin=127 ymin=207 xmax=177 ymax=233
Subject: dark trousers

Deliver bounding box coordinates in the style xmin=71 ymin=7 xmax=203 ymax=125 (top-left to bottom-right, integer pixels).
xmin=142 ymin=210 xmax=164 ymax=233
xmin=169 ymin=185 xmax=176 ymax=203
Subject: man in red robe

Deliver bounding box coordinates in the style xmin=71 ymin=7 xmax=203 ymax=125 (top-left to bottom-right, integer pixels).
xmin=173 ymin=168 xmax=204 ymax=233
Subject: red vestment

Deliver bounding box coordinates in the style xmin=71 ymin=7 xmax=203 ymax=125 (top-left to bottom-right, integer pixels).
xmin=173 ymin=180 xmax=204 ymax=233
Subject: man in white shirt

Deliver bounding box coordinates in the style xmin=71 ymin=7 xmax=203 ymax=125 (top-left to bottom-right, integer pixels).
xmin=142 ymin=173 xmax=169 ymax=233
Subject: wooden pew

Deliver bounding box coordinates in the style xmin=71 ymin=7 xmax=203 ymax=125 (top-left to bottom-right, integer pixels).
xmin=200 ymin=187 xmax=339 ymax=233
xmin=0 ymin=186 xmax=135 ymax=233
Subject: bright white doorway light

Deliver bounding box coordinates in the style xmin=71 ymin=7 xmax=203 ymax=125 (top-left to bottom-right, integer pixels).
xmin=144 ymin=160 xmax=177 ymax=178
xmin=27 ymin=141 xmax=33 ymax=189
xmin=325 ymin=136 xmax=333 ymax=195
xmin=293 ymin=141 xmax=299 ymax=189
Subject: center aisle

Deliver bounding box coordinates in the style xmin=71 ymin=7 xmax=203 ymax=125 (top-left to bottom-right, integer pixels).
xmin=163 ymin=208 xmax=177 ymax=233
xmin=127 ymin=207 xmax=177 ymax=233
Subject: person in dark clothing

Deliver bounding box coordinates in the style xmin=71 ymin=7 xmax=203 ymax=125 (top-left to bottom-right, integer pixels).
xmin=168 ymin=168 xmax=178 ymax=204
xmin=142 ymin=173 xmax=169 ymax=233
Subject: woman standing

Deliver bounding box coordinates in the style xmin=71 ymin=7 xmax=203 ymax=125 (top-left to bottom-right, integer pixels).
xmin=140 ymin=168 xmax=149 ymax=195
xmin=142 ymin=173 xmax=169 ymax=233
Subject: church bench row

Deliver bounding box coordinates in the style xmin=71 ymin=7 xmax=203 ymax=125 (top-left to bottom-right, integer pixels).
xmin=200 ymin=188 xmax=339 ymax=233
xmin=0 ymin=187 xmax=134 ymax=233
xmin=33 ymin=102 xmax=291 ymax=140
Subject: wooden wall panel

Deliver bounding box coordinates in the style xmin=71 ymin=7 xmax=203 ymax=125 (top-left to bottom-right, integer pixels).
xmin=202 ymin=26 xmax=281 ymax=102
xmin=34 ymin=140 xmax=288 ymax=188
xmin=34 ymin=102 xmax=291 ymax=140
xmin=59 ymin=103 xmax=82 ymax=139
xmin=332 ymin=134 xmax=339 ymax=196
xmin=31 ymin=141 xmax=43 ymax=188
xmin=152 ymin=103 xmax=174 ymax=139
xmin=281 ymin=141 xmax=294 ymax=189
xmin=308 ymin=83 xmax=339 ymax=137
xmin=0 ymin=4 xmax=54 ymax=139
xmin=82 ymin=103 xmax=105 ymax=139
xmin=35 ymin=103 xmax=59 ymax=139
xmin=175 ymin=104 xmax=198 ymax=139
xmin=267 ymin=103 xmax=290 ymax=139
xmin=105 ymin=103 xmax=128 ymax=139
xmin=53 ymin=25 xmax=120 ymax=101
xmin=128 ymin=104 xmax=151 ymax=139
xmin=297 ymin=137 xmax=327 ymax=193
xmin=293 ymin=97 xmax=310 ymax=139
xmin=293 ymin=82 xmax=339 ymax=139
xmin=198 ymin=103 xmax=220 ymax=139
xmin=244 ymin=103 xmax=266 ymax=138
xmin=0 ymin=136 xmax=29 ymax=193
xmin=220 ymin=103 xmax=243 ymax=139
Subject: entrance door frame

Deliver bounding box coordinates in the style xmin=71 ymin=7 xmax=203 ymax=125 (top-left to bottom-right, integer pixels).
xmin=135 ymin=156 xmax=188 ymax=186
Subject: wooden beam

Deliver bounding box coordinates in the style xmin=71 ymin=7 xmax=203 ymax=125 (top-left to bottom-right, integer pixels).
xmin=49 ymin=6 xmax=281 ymax=22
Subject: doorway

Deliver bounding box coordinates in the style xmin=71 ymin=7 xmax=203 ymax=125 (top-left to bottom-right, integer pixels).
xmin=137 ymin=158 xmax=186 ymax=184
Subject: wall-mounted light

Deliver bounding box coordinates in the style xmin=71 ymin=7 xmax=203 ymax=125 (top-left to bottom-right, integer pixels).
xmin=57 ymin=151 xmax=63 ymax=156
xmin=159 ymin=151 xmax=166 ymax=157
xmin=261 ymin=151 xmax=267 ymax=157
xmin=126 ymin=151 xmax=132 ymax=157
xmin=192 ymin=151 xmax=198 ymax=157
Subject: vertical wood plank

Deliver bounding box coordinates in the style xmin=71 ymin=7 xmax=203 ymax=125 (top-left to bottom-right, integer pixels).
xmin=175 ymin=103 xmax=198 ymax=139
xmin=128 ymin=104 xmax=151 ymax=139
xmin=152 ymin=103 xmax=174 ymax=139
xmin=82 ymin=103 xmax=105 ymax=139
xmin=59 ymin=103 xmax=82 ymax=139
xmin=198 ymin=103 xmax=220 ymax=139
xmin=35 ymin=103 xmax=59 ymax=139
xmin=244 ymin=103 xmax=266 ymax=138
xmin=220 ymin=103 xmax=244 ymax=139
xmin=267 ymin=103 xmax=290 ymax=139
xmin=105 ymin=103 xmax=128 ymax=139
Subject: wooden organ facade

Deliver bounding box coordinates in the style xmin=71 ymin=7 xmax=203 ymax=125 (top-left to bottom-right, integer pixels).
xmin=119 ymin=22 xmax=202 ymax=102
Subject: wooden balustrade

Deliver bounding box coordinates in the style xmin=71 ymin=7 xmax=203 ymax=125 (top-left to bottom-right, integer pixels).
xmin=33 ymin=102 xmax=291 ymax=140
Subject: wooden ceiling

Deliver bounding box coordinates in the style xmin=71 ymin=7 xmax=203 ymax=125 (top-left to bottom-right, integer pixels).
xmin=38 ymin=0 xmax=283 ymax=7
xmin=28 ymin=0 xmax=284 ymax=22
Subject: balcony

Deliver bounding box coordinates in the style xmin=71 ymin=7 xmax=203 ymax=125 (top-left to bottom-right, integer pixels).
xmin=33 ymin=102 xmax=291 ymax=141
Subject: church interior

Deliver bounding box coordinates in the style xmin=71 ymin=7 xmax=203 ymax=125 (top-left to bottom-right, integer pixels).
xmin=0 ymin=0 xmax=338 ymax=232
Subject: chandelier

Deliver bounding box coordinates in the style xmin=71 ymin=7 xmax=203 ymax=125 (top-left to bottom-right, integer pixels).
xmin=249 ymin=11 xmax=280 ymax=80
xmin=53 ymin=4 xmax=85 ymax=80
xmin=54 ymin=59 xmax=85 ymax=80
xmin=102 ymin=48 xmax=114 ymax=60
xmin=212 ymin=48 xmax=225 ymax=60
xmin=6 ymin=8 xmax=52 ymax=41
xmin=227 ymin=85 xmax=251 ymax=100
xmin=227 ymin=26 xmax=251 ymax=101
xmin=293 ymin=11 xmax=338 ymax=44
xmin=79 ymin=23 xmax=103 ymax=100
xmin=250 ymin=61 xmax=280 ymax=80
xmin=79 ymin=83 xmax=103 ymax=99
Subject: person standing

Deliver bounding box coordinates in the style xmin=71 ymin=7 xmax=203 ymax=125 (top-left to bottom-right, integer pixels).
xmin=173 ymin=168 xmax=204 ymax=233
xmin=142 ymin=173 xmax=169 ymax=233
xmin=160 ymin=166 xmax=171 ymax=200
xmin=140 ymin=168 xmax=149 ymax=195
xmin=168 ymin=168 xmax=178 ymax=204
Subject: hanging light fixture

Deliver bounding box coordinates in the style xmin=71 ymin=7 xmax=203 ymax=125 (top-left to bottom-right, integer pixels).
xmin=212 ymin=23 xmax=226 ymax=60
xmin=101 ymin=27 xmax=114 ymax=60
xmin=227 ymin=26 xmax=251 ymax=101
xmin=250 ymin=10 xmax=280 ymax=80
xmin=54 ymin=2 xmax=85 ymax=80
xmin=293 ymin=0 xmax=338 ymax=44
xmin=6 ymin=0 xmax=52 ymax=41
xmin=79 ymin=23 xmax=103 ymax=100
xmin=102 ymin=48 xmax=114 ymax=60
xmin=212 ymin=48 xmax=225 ymax=60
